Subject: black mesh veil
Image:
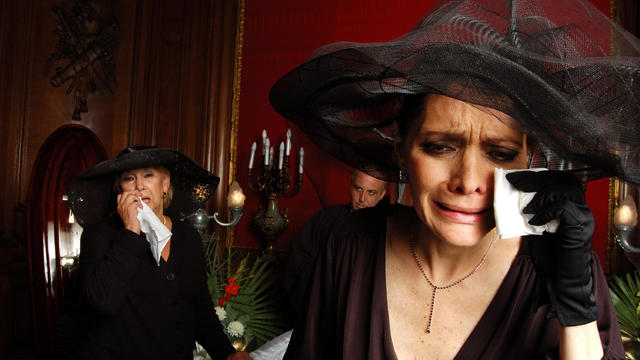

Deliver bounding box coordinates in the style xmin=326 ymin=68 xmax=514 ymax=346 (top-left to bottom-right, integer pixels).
xmin=269 ymin=0 xmax=640 ymax=184
xmin=67 ymin=146 xmax=220 ymax=227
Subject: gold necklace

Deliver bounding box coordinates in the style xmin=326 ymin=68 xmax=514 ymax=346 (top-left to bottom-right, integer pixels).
xmin=410 ymin=232 xmax=499 ymax=334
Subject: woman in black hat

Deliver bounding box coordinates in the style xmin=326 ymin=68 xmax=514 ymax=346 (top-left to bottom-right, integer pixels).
xmin=270 ymin=0 xmax=639 ymax=358
xmin=68 ymin=146 xmax=251 ymax=360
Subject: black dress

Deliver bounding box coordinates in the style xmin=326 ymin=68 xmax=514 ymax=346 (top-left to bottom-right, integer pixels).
xmin=284 ymin=205 xmax=625 ymax=359
xmin=76 ymin=217 xmax=235 ymax=360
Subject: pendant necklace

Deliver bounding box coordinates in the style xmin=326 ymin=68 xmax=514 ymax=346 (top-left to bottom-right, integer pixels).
xmin=410 ymin=231 xmax=499 ymax=334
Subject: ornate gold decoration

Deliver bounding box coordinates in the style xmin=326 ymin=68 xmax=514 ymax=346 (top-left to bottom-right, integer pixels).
xmin=607 ymin=0 xmax=637 ymax=276
xmin=192 ymin=184 xmax=212 ymax=203
xmin=226 ymin=0 xmax=246 ymax=247
xmin=45 ymin=0 xmax=118 ymax=121
xmin=608 ymin=177 xmax=621 ymax=274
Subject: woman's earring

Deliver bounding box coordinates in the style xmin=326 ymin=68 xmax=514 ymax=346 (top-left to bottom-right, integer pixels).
xmin=163 ymin=192 xmax=167 ymax=199
xmin=399 ymin=169 xmax=408 ymax=182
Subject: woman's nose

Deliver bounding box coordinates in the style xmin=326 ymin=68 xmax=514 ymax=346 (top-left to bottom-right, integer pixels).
xmin=135 ymin=181 xmax=144 ymax=191
xmin=448 ymin=149 xmax=488 ymax=195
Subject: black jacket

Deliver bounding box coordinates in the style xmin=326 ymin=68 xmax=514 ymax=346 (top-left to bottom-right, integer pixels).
xmin=76 ymin=217 xmax=234 ymax=360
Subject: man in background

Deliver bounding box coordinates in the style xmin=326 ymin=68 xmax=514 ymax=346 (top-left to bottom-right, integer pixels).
xmin=350 ymin=169 xmax=387 ymax=211
xmin=283 ymin=168 xmax=389 ymax=329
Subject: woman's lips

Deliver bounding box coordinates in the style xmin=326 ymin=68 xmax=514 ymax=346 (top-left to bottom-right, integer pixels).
xmin=435 ymin=202 xmax=489 ymax=223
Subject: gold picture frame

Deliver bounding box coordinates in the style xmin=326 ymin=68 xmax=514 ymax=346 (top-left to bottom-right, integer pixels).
xmin=606 ymin=0 xmax=639 ymax=276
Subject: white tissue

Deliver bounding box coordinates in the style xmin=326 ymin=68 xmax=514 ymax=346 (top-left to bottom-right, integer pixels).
xmin=249 ymin=329 xmax=292 ymax=360
xmin=136 ymin=198 xmax=172 ymax=266
xmin=494 ymin=168 xmax=559 ymax=239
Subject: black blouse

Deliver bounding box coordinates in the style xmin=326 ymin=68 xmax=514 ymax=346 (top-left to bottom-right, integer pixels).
xmin=76 ymin=217 xmax=234 ymax=360
xmin=284 ymin=205 xmax=625 ymax=359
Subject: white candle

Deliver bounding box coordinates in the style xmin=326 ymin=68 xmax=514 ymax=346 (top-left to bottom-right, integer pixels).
xmin=249 ymin=142 xmax=256 ymax=169
xmin=299 ymin=147 xmax=304 ymax=174
xmin=269 ymin=147 xmax=274 ymax=169
xmin=262 ymin=130 xmax=267 ymax=155
xmin=264 ymin=138 xmax=270 ymax=166
xmin=286 ymin=129 xmax=291 ymax=156
xmin=278 ymin=142 xmax=284 ymax=169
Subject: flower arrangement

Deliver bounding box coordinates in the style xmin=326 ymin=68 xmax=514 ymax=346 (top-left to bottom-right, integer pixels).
xmin=204 ymin=234 xmax=288 ymax=353
xmin=609 ymin=270 xmax=640 ymax=358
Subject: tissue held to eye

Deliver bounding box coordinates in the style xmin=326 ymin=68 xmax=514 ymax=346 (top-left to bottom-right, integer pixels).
xmin=494 ymin=168 xmax=560 ymax=239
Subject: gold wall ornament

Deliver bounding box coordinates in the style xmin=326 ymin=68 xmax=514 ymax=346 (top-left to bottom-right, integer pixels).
xmin=226 ymin=0 xmax=246 ymax=247
xmin=45 ymin=0 xmax=118 ymax=121
xmin=192 ymin=183 xmax=212 ymax=203
xmin=607 ymin=0 xmax=639 ymax=276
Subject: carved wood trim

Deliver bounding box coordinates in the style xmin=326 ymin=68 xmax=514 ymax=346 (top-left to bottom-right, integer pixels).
xmin=607 ymin=0 xmax=638 ymax=276
xmin=204 ymin=0 xmax=243 ymax=244
xmin=225 ymin=0 xmax=245 ymax=246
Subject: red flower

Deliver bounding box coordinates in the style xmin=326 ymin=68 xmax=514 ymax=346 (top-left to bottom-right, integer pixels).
xmin=224 ymin=277 xmax=240 ymax=296
xmin=219 ymin=277 xmax=240 ymax=307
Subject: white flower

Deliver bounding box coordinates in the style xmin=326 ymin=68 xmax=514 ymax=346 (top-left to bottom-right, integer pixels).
xmin=215 ymin=306 xmax=227 ymax=321
xmin=227 ymin=320 xmax=245 ymax=337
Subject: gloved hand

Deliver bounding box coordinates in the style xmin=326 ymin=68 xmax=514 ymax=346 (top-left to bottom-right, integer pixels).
xmin=506 ymin=170 xmax=597 ymax=326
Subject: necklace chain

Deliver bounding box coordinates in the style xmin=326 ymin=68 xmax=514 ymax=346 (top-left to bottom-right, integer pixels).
xmin=410 ymin=231 xmax=499 ymax=334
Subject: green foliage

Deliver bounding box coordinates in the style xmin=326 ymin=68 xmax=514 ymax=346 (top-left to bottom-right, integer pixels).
xmin=205 ymin=235 xmax=288 ymax=352
xmin=610 ymin=270 xmax=640 ymax=342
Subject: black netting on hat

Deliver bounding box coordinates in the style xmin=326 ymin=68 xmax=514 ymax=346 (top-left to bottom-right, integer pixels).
xmin=68 ymin=147 xmax=220 ymax=227
xmin=269 ymin=0 xmax=640 ymax=184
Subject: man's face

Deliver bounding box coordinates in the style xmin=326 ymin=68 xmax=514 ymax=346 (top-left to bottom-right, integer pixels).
xmin=350 ymin=170 xmax=386 ymax=210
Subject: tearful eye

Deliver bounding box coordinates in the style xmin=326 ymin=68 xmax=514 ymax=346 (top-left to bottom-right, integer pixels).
xmin=488 ymin=149 xmax=518 ymax=162
xmin=421 ymin=142 xmax=455 ymax=155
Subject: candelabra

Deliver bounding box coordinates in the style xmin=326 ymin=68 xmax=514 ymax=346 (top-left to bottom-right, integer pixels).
xmin=248 ymin=129 xmax=304 ymax=252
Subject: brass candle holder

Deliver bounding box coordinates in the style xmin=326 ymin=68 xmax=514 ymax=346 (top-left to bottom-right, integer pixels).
xmin=248 ymin=130 xmax=303 ymax=252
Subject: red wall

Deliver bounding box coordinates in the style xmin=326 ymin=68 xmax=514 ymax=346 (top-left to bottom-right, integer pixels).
xmin=234 ymin=0 xmax=438 ymax=250
xmin=234 ymin=0 xmax=613 ymax=264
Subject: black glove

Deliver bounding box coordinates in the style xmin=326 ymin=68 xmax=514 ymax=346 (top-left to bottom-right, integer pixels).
xmin=506 ymin=170 xmax=597 ymax=326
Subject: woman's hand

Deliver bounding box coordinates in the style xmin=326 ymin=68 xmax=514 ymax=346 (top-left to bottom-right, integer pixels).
xmin=226 ymin=351 xmax=252 ymax=360
xmin=506 ymin=170 xmax=597 ymax=326
xmin=117 ymin=190 xmax=142 ymax=234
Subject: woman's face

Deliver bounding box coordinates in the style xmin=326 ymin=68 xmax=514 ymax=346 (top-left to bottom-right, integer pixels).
xmin=119 ymin=167 xmax=171 ymax=215
xmin=399 ymin=94 xmax=528 ymax=246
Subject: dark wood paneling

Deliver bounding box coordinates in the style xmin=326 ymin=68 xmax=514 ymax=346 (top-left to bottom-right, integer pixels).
xmin=0 ymin=0 xmax=242 ymax=356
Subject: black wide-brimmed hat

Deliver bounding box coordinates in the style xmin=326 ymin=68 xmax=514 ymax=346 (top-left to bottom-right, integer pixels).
xmin=269 ymin=0 xmax=640 ymax=184
xmin=68 ymin=146 xmax=220 ymax=227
